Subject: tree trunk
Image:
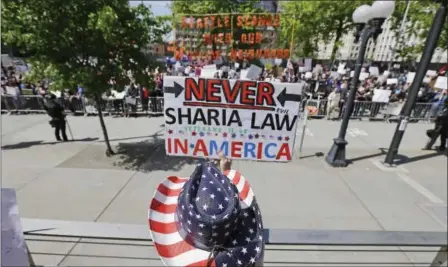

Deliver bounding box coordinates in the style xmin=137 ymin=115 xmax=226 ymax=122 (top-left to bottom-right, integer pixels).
xmin=330 ymin=19 xmax=344 ymax=64
xmin=94 ymin=93 xmax=115 ymax=156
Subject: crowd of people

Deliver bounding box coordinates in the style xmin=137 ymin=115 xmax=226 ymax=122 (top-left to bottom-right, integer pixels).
xmin=2 ymin=60 xmax=447 ymax=121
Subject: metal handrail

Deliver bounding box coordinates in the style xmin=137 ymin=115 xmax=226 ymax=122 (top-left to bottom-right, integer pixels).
xmin=22 ymin=218 xmax=448 ymax=266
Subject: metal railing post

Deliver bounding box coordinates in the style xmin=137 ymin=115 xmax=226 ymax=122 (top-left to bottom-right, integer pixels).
xmin=430 ymin=246 xmax=447 ymax=267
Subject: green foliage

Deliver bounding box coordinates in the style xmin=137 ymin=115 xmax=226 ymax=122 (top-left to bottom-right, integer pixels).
xmin=1 ymin=0 xmax=170 ymax=95
xmin=279 ymin=1 xmax=372 ymax=59
xmin=390 ymin=0 xmax=448 ymax=61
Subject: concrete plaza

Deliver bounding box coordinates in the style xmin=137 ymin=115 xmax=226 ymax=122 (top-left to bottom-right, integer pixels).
xmin=1 ymin=114 xmax=447 ymax=266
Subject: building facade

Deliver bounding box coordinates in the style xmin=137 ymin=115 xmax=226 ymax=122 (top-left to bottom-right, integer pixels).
xmin=316 ymin=18 xmax=447 ymax=64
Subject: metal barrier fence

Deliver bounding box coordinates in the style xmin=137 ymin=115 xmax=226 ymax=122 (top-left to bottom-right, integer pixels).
xmin=0 ymin=94 xmax=437 ymax=121
xmin=305 ymin=99 xmax=434 ymax=121
xmin=1 ymin=95 xmax=165 ymax=116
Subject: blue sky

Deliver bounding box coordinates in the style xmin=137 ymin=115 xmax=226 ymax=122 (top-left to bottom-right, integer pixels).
xmin=129 ymin=1 xmax=173 ymax=41
xmin=129 ymin=0 xmax=172 ymax=16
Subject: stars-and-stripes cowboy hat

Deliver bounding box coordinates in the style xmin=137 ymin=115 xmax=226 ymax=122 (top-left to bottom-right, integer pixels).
xmin=148 ymin=162 xmax=264 ymax=266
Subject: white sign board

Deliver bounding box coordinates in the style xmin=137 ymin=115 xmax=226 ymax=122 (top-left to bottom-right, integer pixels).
xmin=330 ymin=71 xmax=339 ymax=78
xmin=337 ymin=63 xmax=346 ymax=74
xmin=203 ymin=64 xmax=216 ymax=69
xmin=426 ymin=70 xmax=437 ymax=77
xmin=240 ymin=69 xmax=249 ymax=80
xmin=359 ymin=72 xmax=369 ymax=81
xmin=434 ymin=76 xmax=447 ymax=90
xmin=298 ymin=67 xmax=305 ymax=73
xmin=369 ymin=67 xmax=379 ymax=77
xmin=372 ymin=89 xmax=392 ymax=103
xmin=387 ymin=78 xmax=398 ymax=85
xmin=245 ymin=64 xmax=263 ymax=80
xmin=163 ymin=77 xmax=303 ymax=161
xmin=406 ymin=72 xmax=416 ymax=83
xmin=200 ymin=66 xmax=217 ymax=78
xmin=1 ymin=188 xmax=30 ymax=267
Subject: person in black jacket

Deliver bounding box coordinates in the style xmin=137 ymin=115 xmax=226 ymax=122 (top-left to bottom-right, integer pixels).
xmin=44 ymin=94 xmax=68 ymax=141
xmin=426 ymin=98 xmax=448 ymax=151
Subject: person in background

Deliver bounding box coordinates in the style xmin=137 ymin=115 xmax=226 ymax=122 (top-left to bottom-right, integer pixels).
xmin=326 ymin=88 xmax=341 ymax=120
xmin=429 ymin=89 xmax=447 ymax=119
xmin=426 ymin=99 xmax=448 ymax=151
xmin=435 ymin=99 xmax=448 ymax=151
xmin=141 ymin=86 xmax=149 ymax=113
xmin=125 ymin=82 xmax=139 ymax=118
xmin=43 ymin=94 xmax=68 ymax=141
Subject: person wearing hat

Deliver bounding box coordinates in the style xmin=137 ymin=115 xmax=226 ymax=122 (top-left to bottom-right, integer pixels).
xmin=43 ymin=94 xmax=68 ymax=141
xmin=148 ymin=152 xmax=264 ymax=266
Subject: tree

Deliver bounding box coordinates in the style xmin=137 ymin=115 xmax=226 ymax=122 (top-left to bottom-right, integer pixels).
xmin=390 ymin=0 xmax=448 ymax=62
xmin=279 ymin=1 xmax=373 ymax=60
xmin=2 ymin=0 xmax=170 ymax=156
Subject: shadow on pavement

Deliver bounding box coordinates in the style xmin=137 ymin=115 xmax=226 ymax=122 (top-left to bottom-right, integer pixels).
xmin=105 ymin=134 xmax=163 ymax=143
xmin=113 ymin=133 xmax=198 ymax=172
xmin=347 ymin=147 xmax=446 ymax=165
xmin=394 ymin=151 xmax=447 ymax=165
xmin=1 ymin=138 xmax=99 ymax=150
xmin=348 ymin=148 xmax=387 ymax=163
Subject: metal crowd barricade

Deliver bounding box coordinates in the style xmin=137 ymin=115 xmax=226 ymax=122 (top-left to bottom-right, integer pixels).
xmin=303 ymin=99 xmax=433 ymax=121
xmin=0 ymin=94 xmax=434 ymax=122
xmin=1 ymin=95 xmax=47 ymax=114
xmin=22 ymin=218 xmax=448 ymax=267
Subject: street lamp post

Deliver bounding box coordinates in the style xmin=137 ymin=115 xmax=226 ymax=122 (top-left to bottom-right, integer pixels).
xmin=326 ymin=1 xmax=396 ymax=167
xmin=384 ymin=1 xmax=447 ymax=165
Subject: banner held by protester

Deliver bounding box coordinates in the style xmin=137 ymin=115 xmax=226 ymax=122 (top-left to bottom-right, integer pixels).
xmin=163 ymin=76 xmax=303 ymax=161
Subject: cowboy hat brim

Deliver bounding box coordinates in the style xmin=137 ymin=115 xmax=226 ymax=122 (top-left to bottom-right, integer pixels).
xmin=148 ymin=170 xmax=263 ymax=266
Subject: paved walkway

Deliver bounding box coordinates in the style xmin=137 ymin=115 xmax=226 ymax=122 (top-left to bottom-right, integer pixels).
xmin=2 ymin=114 xmax=446 ymax=266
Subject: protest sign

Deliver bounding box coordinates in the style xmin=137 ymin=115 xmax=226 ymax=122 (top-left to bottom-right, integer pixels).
xmin=387 ymin=78 xmax=398 ymax=85
xmin=369 ymin=66 xmax=379 ymax=77
xmin=337 ymin=63 xmax=346 ymax=74
xmin=163 ymin=77 xmax=303 ymax=161
xmin=298 ymin=67 xmax=305 ymax=73
xmin=245 ymin=64 xmax=263 ymax=80
xmin=372 ymin=89 xmax=391 ymax=103
xmin=240 ymin=69 xmax=249 ymax=80
xmin=426 ymin=70 xmax=437 ymax=77
xmin=200 ymin=66 xmax=217 ymax=78
xmin=434 ymin=76 xmax=447 ymax=90
xmin=407 ymin=72 xmax=416 ymax=83
xmin=330 ymin=71 xmax=339 ymax=78
xmin=304 ymin=58 xmax=312 ymax=71
xmin=359 ymin=72 xmax=369 ymax=81
xmin=2 ymin=188 xmax=30 ymax=267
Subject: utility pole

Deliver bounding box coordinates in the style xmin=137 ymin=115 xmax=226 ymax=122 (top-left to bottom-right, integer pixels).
xmin=384 ymin=1 xmax=447 ymax=165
